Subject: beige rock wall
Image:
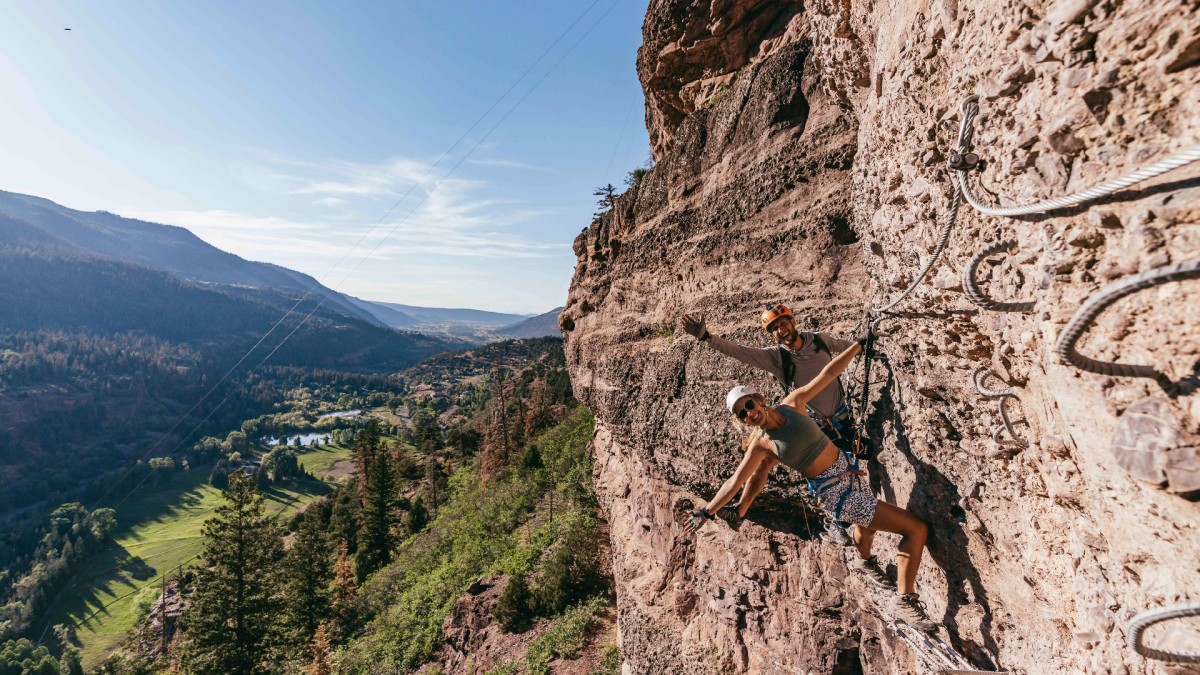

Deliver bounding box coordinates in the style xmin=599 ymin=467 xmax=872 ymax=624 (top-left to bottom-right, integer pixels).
xmin=563 ymin=0 xmax=1200 ymax=673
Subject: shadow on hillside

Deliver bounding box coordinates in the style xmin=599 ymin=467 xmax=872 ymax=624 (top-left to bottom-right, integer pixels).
xmin=864 ymin=351 xmax=1001 ymax=671
xmin=113 ymin=469 xmax=215 ymax=537
xmin=56 ymin=541 xmax=158 ymax=632
xmin=262 ymin=479 xmax=332 ymax=507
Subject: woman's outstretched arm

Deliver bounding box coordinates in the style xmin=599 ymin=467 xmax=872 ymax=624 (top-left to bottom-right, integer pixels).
xmin=782 ymin=342 xmax=861 ymax=410
xmin=685 ymin=443 xmax=772 ymax=533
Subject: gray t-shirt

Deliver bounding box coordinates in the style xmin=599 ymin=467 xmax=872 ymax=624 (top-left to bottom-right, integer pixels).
xmin=707 ymin=331 xmax=854 ymax=418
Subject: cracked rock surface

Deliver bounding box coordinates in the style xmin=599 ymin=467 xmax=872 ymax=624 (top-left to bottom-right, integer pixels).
xmin=563 ymin=0 xmax=1199 ymax=673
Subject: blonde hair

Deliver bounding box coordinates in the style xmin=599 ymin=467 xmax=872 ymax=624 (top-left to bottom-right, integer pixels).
xmin=731 ymin=392 xmax=769 ymax=453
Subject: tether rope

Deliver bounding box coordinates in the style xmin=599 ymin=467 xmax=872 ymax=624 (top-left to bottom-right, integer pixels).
xmin=872 ymin=97 xmax=979 ymax=314
xmin=1128 ymin=602 xmax=1200 ymax=663
xmin=962 ymin=239 xmax=1035 ymax=313
xmin=1054 ymin=259 xmax=1200 ymax=385
xmin=871 ymin=188 xmax=961 ymax=315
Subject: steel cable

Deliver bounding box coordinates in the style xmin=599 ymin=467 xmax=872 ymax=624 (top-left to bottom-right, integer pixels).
xmin=1054 ymin=259 xmax=1200 ymax=384
xmin=873 ymin=98 xmax=979 ymax=314
xmin=952 ymin=97 xmax=1200 ymax=217
xmin=1128 ymin=602 xmax=1200 ymax=663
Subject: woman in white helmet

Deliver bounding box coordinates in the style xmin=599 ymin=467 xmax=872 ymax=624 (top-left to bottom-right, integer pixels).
xmin=683 ymin=341 xmax=937 ymax=632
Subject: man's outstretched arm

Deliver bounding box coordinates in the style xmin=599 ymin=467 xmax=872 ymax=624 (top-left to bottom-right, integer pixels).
xmin=680 ymin=314 xmax=784 ymax=380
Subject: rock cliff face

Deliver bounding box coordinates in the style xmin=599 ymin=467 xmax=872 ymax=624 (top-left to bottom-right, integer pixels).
xmin=561 ymin=0 xmax=1200 ymax=673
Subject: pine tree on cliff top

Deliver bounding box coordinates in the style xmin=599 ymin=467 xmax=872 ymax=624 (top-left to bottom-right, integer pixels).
xmin=180 ymin=471 xmax=284 ymax=675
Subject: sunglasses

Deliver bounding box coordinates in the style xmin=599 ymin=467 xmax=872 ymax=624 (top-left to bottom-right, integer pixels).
xmin=735 ymin=399 xmax=757 ymax=420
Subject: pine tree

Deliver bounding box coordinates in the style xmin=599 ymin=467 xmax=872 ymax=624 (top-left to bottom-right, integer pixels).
xmin=302 ymin=624 xmax=334 ymax=675
xmin=353 ymin=419 xmax=384 ymax=499
xmin=329 ymin=544 xmax=358 ymax=642
xmin=328 ymin=481 xmax=359 ymax=554
xmin=406 ymin=495 xmax=429 ymax=535
xmin=355 ymin=441 xmax=396 ymax=583
xmin=282 ymin=513 xmax=333 ymax=647
xmin=592 ymin=183 xmax=618 ymax=215
xmin=179 ymin=472 xmax=284 ymax=675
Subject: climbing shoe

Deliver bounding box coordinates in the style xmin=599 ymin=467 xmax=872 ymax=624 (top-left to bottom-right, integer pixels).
xmin=850 ymin=555 xmax=892 ymax=589
xmin=890 ymin=593 xmax=937 ymax=633
xmin=822 ymin=520 xmax=856 ymax=547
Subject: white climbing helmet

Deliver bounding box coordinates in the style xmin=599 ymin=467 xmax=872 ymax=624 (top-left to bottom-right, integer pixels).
xmin=725 ymin=385 xmax=758 ymax=413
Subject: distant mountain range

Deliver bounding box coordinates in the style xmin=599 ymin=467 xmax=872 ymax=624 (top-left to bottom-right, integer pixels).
xmin=496 ymin=307 xmax=563 ymax=338
xmin=0 ymin=190 xmax=565 ymax=351
xmin=0 ymin=190 xmax=378 ymax=325
xmin=0 ymin=191 xmax=463 ymax=370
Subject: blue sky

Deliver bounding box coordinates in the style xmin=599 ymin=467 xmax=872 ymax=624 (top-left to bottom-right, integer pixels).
xmin=0 ymin=1 xmax=650 ymax=313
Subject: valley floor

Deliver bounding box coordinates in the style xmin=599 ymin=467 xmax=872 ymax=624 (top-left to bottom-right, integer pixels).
xmin=43 ymin=441 xmax=356 ymax=669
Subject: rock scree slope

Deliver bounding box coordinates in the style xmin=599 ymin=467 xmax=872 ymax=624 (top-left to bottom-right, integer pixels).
xmin=560 ymin=0 xmax=1200 ymax=673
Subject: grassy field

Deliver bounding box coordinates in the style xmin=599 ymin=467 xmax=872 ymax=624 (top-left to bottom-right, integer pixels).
xmin=45 ymin=442 xmax=356 ymax=669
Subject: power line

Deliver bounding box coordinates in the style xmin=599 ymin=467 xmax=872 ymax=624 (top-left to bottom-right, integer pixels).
xmin=91 ymin=0 xmax=615 ymax=511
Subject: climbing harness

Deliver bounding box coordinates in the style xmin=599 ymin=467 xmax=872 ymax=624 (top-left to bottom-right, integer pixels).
xmin=962 ymin=239 xmax=1035 ymax=313
xmin=972 ymin=369 xmax=1027 ymax=449
xmin=1054 ymin=259 xmax=1200 ymax=386
xmin=1128 ymin=602 xmax=1200 ymax=663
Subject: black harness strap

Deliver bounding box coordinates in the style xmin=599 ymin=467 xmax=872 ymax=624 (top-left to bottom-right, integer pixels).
xmin=777 ymin=333 xmax=836 ymax=396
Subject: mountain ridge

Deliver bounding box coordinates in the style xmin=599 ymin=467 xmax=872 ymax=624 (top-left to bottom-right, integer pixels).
xmin=0 ymin=190 xmax=381 ymax=325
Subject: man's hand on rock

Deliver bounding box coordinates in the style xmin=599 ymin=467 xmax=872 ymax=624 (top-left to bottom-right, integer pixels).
xmin=680 ymin=314 xmax=709 ymax=341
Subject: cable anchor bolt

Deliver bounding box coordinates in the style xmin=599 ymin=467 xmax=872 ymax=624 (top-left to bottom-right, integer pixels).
xmin=947 ymin=152 xmax=983 ymax=172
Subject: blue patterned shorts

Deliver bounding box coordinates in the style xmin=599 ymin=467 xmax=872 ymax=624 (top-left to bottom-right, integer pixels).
xmin=810 ymin=453 xmax=877 ymax=527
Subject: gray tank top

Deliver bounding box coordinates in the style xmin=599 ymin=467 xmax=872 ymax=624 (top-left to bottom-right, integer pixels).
xmin=764 ymin=405 xmax=831 ymax=473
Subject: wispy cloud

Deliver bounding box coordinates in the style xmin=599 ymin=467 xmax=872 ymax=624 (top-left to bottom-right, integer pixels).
xmin=121 ymin=150 xmax=573 ymax=312
xmin=120 ymin=209 xmax=360 ymax=261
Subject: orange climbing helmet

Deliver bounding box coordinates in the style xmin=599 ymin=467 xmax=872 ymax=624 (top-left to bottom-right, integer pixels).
xmin=760 ymin=303 xmax=793 ymax=331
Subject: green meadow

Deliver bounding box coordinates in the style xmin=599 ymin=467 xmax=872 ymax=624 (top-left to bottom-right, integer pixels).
xmin=45 ymin=442 xmax=356 ymax=669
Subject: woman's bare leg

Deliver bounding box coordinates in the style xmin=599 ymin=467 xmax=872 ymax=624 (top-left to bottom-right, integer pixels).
xmin=852 ymin=524 xmax=876 ymax=560
xmin=863 ymin=501 xmax=928 ymax=595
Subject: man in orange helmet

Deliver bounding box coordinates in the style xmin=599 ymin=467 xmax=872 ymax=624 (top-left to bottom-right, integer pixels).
xmin=681 ymin=304 xmax=858 ymax=432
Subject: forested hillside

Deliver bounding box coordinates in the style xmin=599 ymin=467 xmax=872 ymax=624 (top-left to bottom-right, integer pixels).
xmin=0 ymin=247 xmax=457 ymax=365
xmin=1 ymin=338 xmax=617 ymax=674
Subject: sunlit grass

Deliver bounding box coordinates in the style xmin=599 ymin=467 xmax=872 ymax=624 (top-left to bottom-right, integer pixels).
xmin=45 ymin=442 xmax=357 ymax=669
